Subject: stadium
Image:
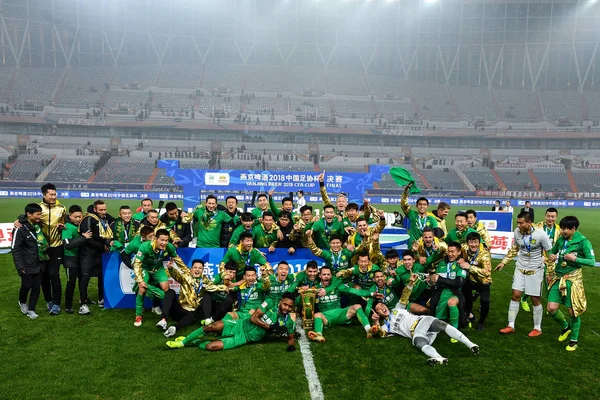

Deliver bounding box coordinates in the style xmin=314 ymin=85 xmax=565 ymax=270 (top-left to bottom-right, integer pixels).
xmin=1 ymin=0 xmax=599 ymax=399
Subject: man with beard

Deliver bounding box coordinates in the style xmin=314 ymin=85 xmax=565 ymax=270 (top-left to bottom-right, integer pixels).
xmin=412 ymin=227 xmax=447 ymax=269
xmin=429 ymin=202 xmax=451 ymax=238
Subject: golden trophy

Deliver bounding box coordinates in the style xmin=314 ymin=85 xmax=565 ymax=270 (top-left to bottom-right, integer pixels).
xmin=299 ymin=287 xmax=317 ymax=329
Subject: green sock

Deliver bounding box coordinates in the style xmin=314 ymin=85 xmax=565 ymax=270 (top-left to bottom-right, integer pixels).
xmin=314 ymin=317 xmax=324 ymax=334
xmin=183 ymin=326 xmax=206 ymax=345
xmin=356 ymin=308 xmax=371 ymax=330
xmin=570 ymin=316 xmax=581 ymax=341
xmin=449 ymin=306 xmax=459 ymax=328
xmin=135 ymin=294 xmax=144 ymax=316
xmin=549 ymin=310 xmax=569 ymax=329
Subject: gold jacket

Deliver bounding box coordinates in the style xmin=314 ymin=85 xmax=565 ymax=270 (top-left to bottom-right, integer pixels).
xmin=38 ymin=200 xmax=67 ymax=247
xmin=548 ymin=268 xmax=586 ymax=317
xmin=428 ymin=211 xmax=447 ymax=237
xmin=461 ymin=243 xmax=492 ymax=285
xmin=168 ymin=265 xmax=228 ymax=311
xmin=473 ymin=221 xmax=491 ymax=249
xmin=136 ymin=220 xmax=181 ymax=243
xmin=414 ymin=237 xmax=447 ymax=269
xmin=534 ymin=222 xmax=560 ymax=246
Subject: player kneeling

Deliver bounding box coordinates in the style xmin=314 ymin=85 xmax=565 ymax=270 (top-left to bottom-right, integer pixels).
xmin=372 ymin=301 xmax=479 ymax=366
xmin=166 ymin=292 xmax=297 ymax=352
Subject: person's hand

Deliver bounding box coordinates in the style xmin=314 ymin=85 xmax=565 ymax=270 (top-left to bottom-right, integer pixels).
xmin=494 ymin=262 xmax=505 ymax=272
xmin=546 ymin=274 xmax=553 ymax=286
xmin=548 ymin=254 xmax=558 ymax=262
xmin=82 ymin=230 xmax=93 ymax=239
xmin=346 ymin=244 xmax=355 ymax=252
xmin=300 ymin=285 xmax=309 ymax=292
xmin=411 ymin=242 xmax=419 ymax=251
xmin=432 ymin=242 xmax=439 ymax=251
xmin=19 ymin=269 xmax=26 ymax=275
xmin=311 ymin=215 xmax=320 ymax=223
xmin=268 ymin=189 xmax=275 ymax=197
xmin=13 ymin=220 xmax=22 ymax=229
xmin=337 ymin=215 xmax=343 ymax=222
xmin=57 ymin=223 xmax=65 ymax=231
xmin=180 ymin=211 xmax=188 ymax=219
xmin=293 ymin=223 xmax=301 ymax=231
xmin=268 ymin=246 xmax=276 ymax=253
xmin=345 ymin=226 xmax=355 ymax=236
xmin=564 ymin=253 xmax=577 ymax=262
xmin=459 ymin=260 xmax=470 ymax=270
xmin=372 ymin=232 xmax=379 ymax=241
xmin=376 ymin=209 xmax=385 ymax=218
xmin=287 ymin=344 xmax=296 ymax=352
xmin=371 ymin=312 xmax=380 ymax=321
xmin=406 ymin=182 xmax=413 ymax=189
xmin=418 ymin=256 xmax=427 ymax=265
xmin=373 ymin=292 xmax=385 ymax=300
xmin=429 ymin=274 xmax=439 ymax=284
xmin=386 ymin=278 xmax=394 ymax=286
xmin=277 ymin=230 xmax=284 ymax=240
xmin=317 ymin=288 xmax=326 ymax=297
xmin=388 ymin=269 xmax=397 ymax=277
xmin=410 ymin=273 xmax=418 ymax=284
xmin=305 ymin=230 xmax=313 ymax=237
xmin=139 ymin=281 xmax=148 ymax=290
xmin=318 ymin=173 xmax=324 ymax=183
xmin=166 ymin=260 xmax=174 ymax=268
xmin=288 ymin=247 xmax=295 ymax=255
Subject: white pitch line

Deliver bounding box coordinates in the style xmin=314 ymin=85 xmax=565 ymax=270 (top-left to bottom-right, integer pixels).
xmin=296 ymin=323 xmax=325 ymax=400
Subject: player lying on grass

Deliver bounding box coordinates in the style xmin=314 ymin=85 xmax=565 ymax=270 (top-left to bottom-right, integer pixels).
xmin=166 ymin=292 xmax=297 ymax=352
xmin=371 ymin=299 xmax=479 ymax=366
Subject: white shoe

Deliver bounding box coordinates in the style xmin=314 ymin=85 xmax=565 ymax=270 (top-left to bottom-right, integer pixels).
xmin=156 ymin=318 xmax=167 ymax=330
xmin=427 ymin=357 xmax=448 ymax=366
xmin=27 ymin=310 xmax=39 ymax=319
xmin=98 ymin=299 xmax=104 ymax=308
xmin=164 ymin=326 xmax=177 ymax=338
xmin=19 ymin=302 xmax=28 ymax=314
xmin=78 ymin=304 xmax=91 ymax=315
xmin=152 ymin=306 xmax=162 ymax=315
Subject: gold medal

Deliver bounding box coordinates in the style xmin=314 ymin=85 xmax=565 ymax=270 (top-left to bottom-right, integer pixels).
xmin=561 ymin=262 xmax=567 ymax=267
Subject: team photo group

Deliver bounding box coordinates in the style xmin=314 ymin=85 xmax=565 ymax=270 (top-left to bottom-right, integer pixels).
xmin=12 ymin=171 xmax=595 ymax=366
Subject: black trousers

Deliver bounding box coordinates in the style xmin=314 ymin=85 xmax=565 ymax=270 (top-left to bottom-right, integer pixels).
xmin=202 ymin=292 xmax=235 ymax=322
xmin=463 ymin=280 xmax=491 ymax=325
xmin=63 ymin=256 xmax=80 ymax=309
xmin=19 ymin=272 xmax=42 ymax=311
xmin=80 ymin=255 xmax=104 ymax=303
xmin=41 ymin=246 xmax=63 ymax=306
xmin=161 ymin=289 xmax=204 ymax=328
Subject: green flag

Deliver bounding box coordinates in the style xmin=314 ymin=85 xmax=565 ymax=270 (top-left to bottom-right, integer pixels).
xmin=389 ymin=167 xmax=421 ymax=193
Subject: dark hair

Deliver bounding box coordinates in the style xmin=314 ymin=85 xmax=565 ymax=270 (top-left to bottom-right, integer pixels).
xmin=239 ymin=231 xmax=253 ymax=242
xmin=262 ymin=211 xmax=275 ymax=220
xmin=140 ymin=226 xmax=154 ymax=237
xmin=300 ymin=205 xmax=313 ymax=214
xmin=241 ymin=212 xmax=254 ymax=222
xmin=257 ymin=193 xmax=268 ymax=201
xmin=206 ymin=194 xmax=218 ymax=202
xmin=319 ymin=265 xmax=332 ymax=274
xmin=329 ymin=234 xmax=342 ymax=243
xmin=446 ymin=241 xmax=462 ymax=251
xmin=559 ymin=216 xmax=579 ymax=230
xmin=226 ymin=196 xmax=238 ymax=204
xmin=141 ymin=198 xmax=153 ymax=204
xmin=356 ymin=217 xmax=367 ymax=225
xmin=306 ymin=260 xmax=319 ymax=270
xmin=165 ymin=202 xmax=178 ymax=212
xmin=69 ymin=204 xmax=82 ymax=214
xmin=155 ymin=228 xmax=170 ymax=238
xmin=277 ymin=261 xmax=289 ymax=269
xmin=385 ymin=249 xmax=399 ymax=259
xmin=224 ymin=261 xmax=238 ymax=271
xmin=465 ymin=209 xmax=477 ymax=218
xmin=455 ymin=212 xmax=467 ymax=220
xmin=25 ymin=203 xmax=43 ymax=214
xmin=191 ymin=259 xmax=205 ymax=267
xmin=401 ymin=250 xmax=415 ymax=259
xmin=281 ymin=292 xmax=296 ymax=302
xmin=323 ymin=204 xmax=335 ymax=211
xmin=147 ymin=209 xmax=159 ymax=215
xmin=357 ymin=251 xmax=370 ymax=259
xmin=244 ymin=266 xmax=257 ymax=274
xmin=517 ymin=211 xmax=532 ymax=222
xmin=422 ymin=227 xmax=434 ymax=234
xmin=525 ymin=200 xmax=530 ymax=205
xmin=437 ymin=202 xmax=450 ymax=210
xmin=432 ymin=227 xmax=445 ymax=239
xmin=281 ymin=197 xmax=293 ymax=205
xmin=93 ymin=200 xmax=105 ymax=207
xmin=466 ymin=232 xmax=481 ymax=242
xmin=41 ymin=183 xmax=56 ymax=195
xmin=346 ymin=202 xmax=359 ymax=211
xmin=416 ymin=197 xmax=429 ymax=205
xmin=546 ymin=207 xmax=558 ymax=215
xmin=119 ymin=205 xmax=131 ymax=211
xmin=279 ymin=211 xmax=292 ymax=220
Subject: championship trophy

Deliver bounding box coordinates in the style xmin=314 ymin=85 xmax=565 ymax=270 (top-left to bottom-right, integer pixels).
xmin=299 ymin=287 xmax=317 ymax=329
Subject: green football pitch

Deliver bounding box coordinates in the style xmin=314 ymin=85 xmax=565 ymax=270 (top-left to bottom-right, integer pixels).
xmin=0 ymin=198 xmax=599 ymax=399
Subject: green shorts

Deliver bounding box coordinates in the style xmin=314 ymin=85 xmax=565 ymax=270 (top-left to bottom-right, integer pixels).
xmin=547 ymin=280 xmax=572 ymax=308
xmin=220 ymin=318 xmax=248 ymax=350
xmin=435 ymin=292 xmax=457 ymax=321
xmin=142 ymin=267 xmax=169 ymax=284
xmin=236 ymin=309 xmax=252 ymax=320
xmin=323 ymin=307 xmax=350 ymax=327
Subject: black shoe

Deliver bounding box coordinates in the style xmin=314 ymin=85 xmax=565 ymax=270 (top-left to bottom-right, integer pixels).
xmin=477 ymin=322 xmax=485 ymax=331
xmin=65 ymin=308 xmax=74 ymax=314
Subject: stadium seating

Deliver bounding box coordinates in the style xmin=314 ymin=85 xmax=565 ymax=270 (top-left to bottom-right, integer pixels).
xmin=496 ymin=168 xmax=532 ymax=190
xmin=11 ymin=68 xmax=62 ymax=104
xmin=375 ymin=100 xmax=415 ymax=120
xmin=45 ymin=158 xmax=98 ymax=182
xmin=420 ymin=167 xmax=468 ymax=190
xmin=197 ymin=94 xmax=237 ymax=117
xmin=0 ymin=67 xmax=13 ymax=100
xmin=203 ymin=64 xmax=244 ymax=93
xmin=290 ymin=97 xmax=331 ymax=118
xmin=572 ymin=169 xmax=600 ymax=192
xmin=288 ymin=67 xmax=328 ymax=95
xmin=93 ymin=157 xmax=155 ymax=184
xmin=533 ymin=166 xmax=571 ymax=192
xmin=58 ymin=67 xmax=115 ymax=108
xmin=104 ymin=91 xmax=150 ymax=109
xmin=152 ymin=92 xmax=195 ymax=111
xmin=407 ymin=81 xmax=457 ymax=120
xmin=112 ymin=65 xmax=159 ymax=89
xmin=494 ymin=88 xmax=538 ymax=121
xmin=540 ymin=91 xmax=582 ymax=123
xmin=584 ymin=91 xmax=600 ymax=120
xmin=451 ymin=86 xmax=497 ymax=121
xmin=245 ymin=65 xmax=287 ymax=93
xmin=333 ymin=99 xmax=377 ymax=119
xmin=462 ymin=166 xmax=498 ymax=190
xmin=7 ymin=154 xmax=53 ymax=181
xmin=327 ymin=70 xmax=368 ymax=96
xmin=242 ymin=96 xmax=288 ymax=115
xmin=367 ymin=74 xmax=409 ymax=99
xmin=158 ymin=64 xmax=202 ymax=89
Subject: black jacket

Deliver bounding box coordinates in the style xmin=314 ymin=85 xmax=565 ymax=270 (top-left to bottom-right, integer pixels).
xmin=520 ymin=207 xmax=535 ymax=221
xmin=79 ymin=212 xmax=110 ymax=259
xmin=160 ymin=212 xmax=193 ymax=248
xmin=276 ymin=222 xmax=300 ymax=249
xmin=12 ymin=216 xmax=45 ymax=274
xmin=219 ymin=208 xmax=241 ymax=248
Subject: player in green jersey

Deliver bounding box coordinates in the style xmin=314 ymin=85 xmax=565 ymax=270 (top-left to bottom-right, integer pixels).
xmin=445 ymin=212 xmax=477 ymax=244
xmin=401 ymin=182 xmax=438 ymax=246
xmin=182 ymin=194 xmax=237 ymax=248
xmin=228 ymin=266 xmax=271 ymax=320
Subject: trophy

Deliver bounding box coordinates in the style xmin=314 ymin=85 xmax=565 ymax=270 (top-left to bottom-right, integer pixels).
xmin=299 ymin=287 xmax=317 ymax=329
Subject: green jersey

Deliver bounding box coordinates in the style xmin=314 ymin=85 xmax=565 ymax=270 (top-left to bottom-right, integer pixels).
xmin=243 ymin=301 xmax=296 ymax=342
xmin=316 ymin=277 xmax=371 ymax=312
xmin=211 ymin=274 xmax=231 ymax=302
xmin=445 ymin=228 xmax=477 ymax=244
xmin=287 ymin=270 xmax=320 ymax=292
xmin=186 ymin=205 xmax=236 ymax=248
xmin=132 ymin=211 xmax=146 ymax=222
xmin=124 ymin=235 xmax=144 ymax=255
xmin=318 ymin=248 xmax=354 ymax=274
xmin=434 ymin=259 xmax=467 ymax=297
xmin=251 ymin=207 xmax=269 ymax=221
xmin=233 ymin=281 xmax=269 ymax=312
xmin=395 ymin=263 xmax=428 ymax=301
xmin=401 ymin=190 xmax=438 ymax=245
xmin=369 ymin=282 xmax=401 ymax=309
xmin=268 ymin=196 xmax=298 ymax=221
xmin=61 ymin=221 xmax=82 ymax=257
xmin=220 ymin=244 xmax=268 ymax=280
xmin=229 ymin=225 xmax=253 ymax=246
xmin=266 ymin=274 xmax=295 ymax=305
xmin=340 ymin=264 xmax=382 ymax=290
xmin=305 ymin=218 xmax=344 ymax=250
xmin=251 ymin=223 xmax=278 ymax=248
xmin=133 ymin=240 xmax=178 ymax=274
xmin=549 ymin=231 xmax=596 ymax=276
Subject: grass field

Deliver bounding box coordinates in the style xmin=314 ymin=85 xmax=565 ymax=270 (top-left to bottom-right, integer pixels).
xmin=1 ymin=199 xmax=599 ymax=400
